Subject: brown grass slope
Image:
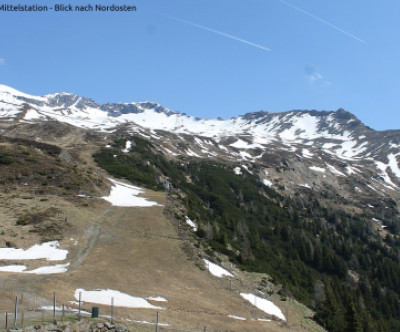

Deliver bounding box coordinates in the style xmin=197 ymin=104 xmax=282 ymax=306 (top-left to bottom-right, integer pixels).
xmin=0 ymin=122 xmax=324 ymax=332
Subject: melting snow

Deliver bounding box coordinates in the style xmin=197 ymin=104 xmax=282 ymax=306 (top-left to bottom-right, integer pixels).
xmin=262 ymin=178 xmax=273 ymax=187
xmin=388 ymin=153 xmax=400 ymax=178
xmin=241 ymin=165 xmax=253 ymax=174
xmin=74 ymin=289 xmax=163 ymax=310
xmin=146 ymin=296 xmax=167 ymax=302
xmin=185 ymin=216 xmax=198 ymax=231
xmin=240 ymin=293 xmax=285 ymax=321
xmin=234 ymin=167 xmax=242 ymax=175
xmin=0 ymin=241 xmax=68 ymax=261
xmin=0 ymin=265 xmax=27 ymax=272
xmin=230 ymin=139 xmax=263 ymax=150
xmin=228 ymin=314 xmax=246 ymax=321
xmin=239 ymin=151 xmax=252 ymax=160
xmin=309 ymin=166 xmax=326 ymax=173
xmin=27 ymin=263 xmax=70 ymax=274
xmin=326 ymin=164 xmax=346 ymax=177
xmin=345 ymin=166 xmax=358 ymax=175
xmin=0 ymin=263 xmax=70 ymax=274
xmin=122 ymin=140 xmax=132 ymax=153
xmin=186 ymin=149 xmax=201 ymax=157
xmin=102 ymin=179 xmax=161 ymax=207
xmin=219 ymin=145 xmax=229 ymax=152
xmin=302 ymin=149 xmax=313 ymax=158
xmin=203 ymin=259 xmax=233 ymax=278
xmin=375 ymin=160 xmax=398 ymax=188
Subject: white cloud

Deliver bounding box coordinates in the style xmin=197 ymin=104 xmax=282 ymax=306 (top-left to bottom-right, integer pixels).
xmin=305 ymin=65 xmax=330 ymax=85
xmin=309 ymin=72 xmax=323 ymax=83
xmin=0 ymin=58 xmax=5 ymax=65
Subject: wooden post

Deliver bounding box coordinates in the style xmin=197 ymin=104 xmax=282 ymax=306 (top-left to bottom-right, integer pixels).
xmin=53 ymin=292 xmax=57 ymax=324
xmin=111 ymin=297 xmax=114 ymax=325
xmin=62 ymin=304 xmax=65 ymax=322
xmin=78 ymin=291 xmax=82 ymax=321
xmin=21 ymin=312 xmax=24 ymax=326
xmin=14 ymin=296 xmax=18 ymax=330
xmin=5 ymin=312 xmax=8 ymax=329
xmin=155 ymin=311 xmax=159 ymax=332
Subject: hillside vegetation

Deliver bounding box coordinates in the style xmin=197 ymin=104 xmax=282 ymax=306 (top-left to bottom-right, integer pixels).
xmin=94 ymin=135 xmax=400 ymax=332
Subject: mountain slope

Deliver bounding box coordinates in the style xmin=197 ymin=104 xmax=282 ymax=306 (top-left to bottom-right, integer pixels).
xmin=1 ymin=84 xmax=400 ymax=331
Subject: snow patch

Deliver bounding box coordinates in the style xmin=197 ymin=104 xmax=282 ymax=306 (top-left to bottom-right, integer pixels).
xmin=185 ymin=216 xmax=198 ymax=231
xmin=122 ymin=140 xmax=132 ymax=153
xmin=74 ymin=289 xmax=163 ymax=310
xmin=388 ymin=153 xmax=400 ymax=178
xmin=27 ymin=263 xmax=70 ymax=274
xmin=102 ymin=178 xmax=161 ymax=207
xmin=228 ymin=314 xmax=246 ymax=321
xmin=326 ymin=164 xmax=346 ymax=177
xmin=240 ymin=293 xmax=285 ymax=321
xmin=186 ymin=149 xmax=201 ymax=157
xmin=234 ymin=167 xmax=242 ymax=175
xmin=309 ymin=166 xmax=325 ymax=173
xmin=146 ymin=296 xmax=167 ymax=302
xmin=0 ymin=265 xmax=27 ymax=272
xmin=230 ymin=139 xmax=264 ymax=150
xmin=203 ymin=259 xmax=233 ymax=278
xmin=0 ymin=241 xmax=68 ymax=261
xmin=302 ymin=149 xmax=313 ymax=158
xmin=262 ymin=178 xmax=273 ymax=187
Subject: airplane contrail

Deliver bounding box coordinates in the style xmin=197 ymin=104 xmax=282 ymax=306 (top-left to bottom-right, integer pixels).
xmin=161 ymin=14 xmax=271 ymax=52
xmin=276 ymin=0 xmax=366 ymax=43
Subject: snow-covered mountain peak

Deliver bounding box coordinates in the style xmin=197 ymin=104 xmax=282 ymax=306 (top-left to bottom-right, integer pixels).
xmin=0 ymin=84 xmax=399 ymax=179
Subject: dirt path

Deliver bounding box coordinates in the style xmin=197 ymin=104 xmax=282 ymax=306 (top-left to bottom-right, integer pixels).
xmin=68 ymin=207 xmax=117 ymax=271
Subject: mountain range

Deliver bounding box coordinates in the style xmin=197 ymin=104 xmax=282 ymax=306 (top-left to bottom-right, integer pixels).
xmin=1 ymin=83 xmax=399 ymax=213
xmin=1 ymin=83 xmax=400 ymax=331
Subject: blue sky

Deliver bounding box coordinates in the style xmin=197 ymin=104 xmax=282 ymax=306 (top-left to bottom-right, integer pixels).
xmin=1 ymin=0 xmax=399 ymax=130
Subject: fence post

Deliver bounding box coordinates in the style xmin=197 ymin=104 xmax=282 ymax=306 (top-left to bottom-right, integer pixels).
xmin=155 ymin=311 xmax=159 ymax=332
xmin=21 ymin=312 xmax=24 ymax=326
xmin=111 ymin=297 xmax=114 ymax=325
xmin=78 ymin=291 xmax=82 ymax=321
xmin=14 ymin=296 xmax=18 ymax=330
xmin=62 ymin=304 xmax=65 ymax=322
xmin=5 ymin=312 xmax=8 ymax=329
xmin=53 ymin=292 xmax=57 ymax=324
